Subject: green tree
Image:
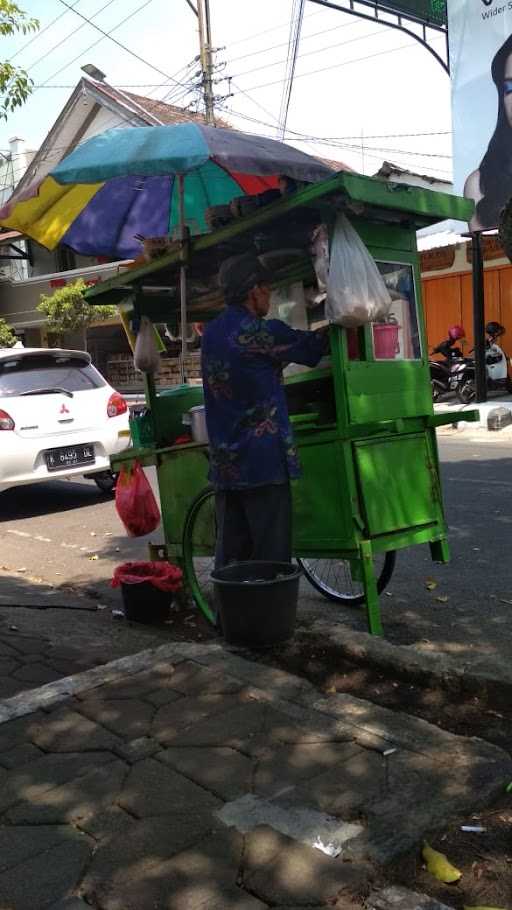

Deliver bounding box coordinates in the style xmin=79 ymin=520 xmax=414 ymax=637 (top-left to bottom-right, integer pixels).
xmin=0 ymin=315 xmax=15 ymax=346
xmin=0 ymin=3 xmax=39 ymax=119
xmin=38 ymin=279 xmax=118 ymax=347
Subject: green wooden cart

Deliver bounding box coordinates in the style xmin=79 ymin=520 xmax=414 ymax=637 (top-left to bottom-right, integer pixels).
xmin=85 ymin=171 xmax=477 ymax=635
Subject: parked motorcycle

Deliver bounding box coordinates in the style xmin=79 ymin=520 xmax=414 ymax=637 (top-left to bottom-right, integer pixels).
xmin=456 ymin=321 xmax=512 ymax=404
xmin=429 ymin=325 xmax=469 ymax=402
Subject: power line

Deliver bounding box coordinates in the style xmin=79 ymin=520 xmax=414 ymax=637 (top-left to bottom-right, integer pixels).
xmin=36 ymin=1 xmax=166 ymax=90
xmin=25 ymin=0 xmax=119 ymax=74
xmin=228 ymin=26 xmax=384 ymax=81
xmin=224 ymin=6 xmax=325 ymax=50
xmin=277 ymin=0 xmax=306 ymax=139
xmin=56 ymin=0 xmax=188 ymax=87
xmin=235 ymin=33 xmax=445 ymax=96
xmin=8 ymin=0 xmax=83 ymax=63
xmin=224 ymin=16 xmax=361 ymax=66
xmin=220 ymin=103 xmax=451 ymax=158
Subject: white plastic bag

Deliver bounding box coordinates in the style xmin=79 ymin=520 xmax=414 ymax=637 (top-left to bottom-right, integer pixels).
xmin=134 ymin=315 xmax=160 ymax=374
xmin=326 ymin=214 xmax=392 ymax=327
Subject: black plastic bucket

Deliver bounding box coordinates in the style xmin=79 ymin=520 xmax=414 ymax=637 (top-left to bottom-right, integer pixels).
xmin=120 ymin=581 xmax=171 ymax=624
xmin=210 ymin=561 xmax=301 ymax=647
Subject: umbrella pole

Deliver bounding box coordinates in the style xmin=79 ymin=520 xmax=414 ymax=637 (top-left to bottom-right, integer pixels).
xmin=178 ymin=174 xmax=187 ymax=385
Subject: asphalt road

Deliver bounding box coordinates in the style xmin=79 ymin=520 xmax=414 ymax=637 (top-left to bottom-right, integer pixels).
xmin=1 ymin=435 xmax=511 ymax=664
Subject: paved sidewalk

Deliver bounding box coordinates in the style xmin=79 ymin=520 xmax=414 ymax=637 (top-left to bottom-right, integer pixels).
xmin=0 ymin=641 xmax=510 ymax=910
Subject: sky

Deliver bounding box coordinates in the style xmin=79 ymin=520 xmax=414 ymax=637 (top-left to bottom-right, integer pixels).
xmin=0 ymin=0 xmax=453 ymax=182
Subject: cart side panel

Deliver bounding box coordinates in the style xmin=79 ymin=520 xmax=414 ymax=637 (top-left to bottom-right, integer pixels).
xmin=345 ymin=361 xmax=433 ymax=422
xmin=157 ymin=449 xmax=209 ymax=548
xmin=353 ymin=432 xmax=442 ymax=536
xmin=291 ymin=436 xmax=358 ymax=551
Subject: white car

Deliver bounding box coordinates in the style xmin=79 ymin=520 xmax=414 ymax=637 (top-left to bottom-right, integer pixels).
xmin=0 ymin=347 xmax=131 ymax=494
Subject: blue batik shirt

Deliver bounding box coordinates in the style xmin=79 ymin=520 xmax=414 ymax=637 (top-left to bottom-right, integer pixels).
xmin=201 ymin=305 xmax=326 ymax=490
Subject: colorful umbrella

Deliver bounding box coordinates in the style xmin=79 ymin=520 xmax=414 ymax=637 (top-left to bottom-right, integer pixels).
xmin=0 ymin=122 xmax=332 ymax=259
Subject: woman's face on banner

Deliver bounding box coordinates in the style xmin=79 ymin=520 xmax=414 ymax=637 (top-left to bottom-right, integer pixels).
xmin=504 ymin=53 xmax=512 ymax=126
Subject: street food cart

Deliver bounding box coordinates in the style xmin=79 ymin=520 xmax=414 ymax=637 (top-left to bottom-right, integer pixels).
xmin=85 ymin=171 xmax=476 ymax=635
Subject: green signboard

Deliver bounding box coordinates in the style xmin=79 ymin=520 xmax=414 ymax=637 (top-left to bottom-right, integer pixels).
xmin=381 ymin=0 xmax=446 ymax=26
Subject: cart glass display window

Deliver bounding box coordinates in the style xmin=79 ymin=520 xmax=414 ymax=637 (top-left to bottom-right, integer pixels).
xmin=372 ymin=262 xmax=421 ymax=362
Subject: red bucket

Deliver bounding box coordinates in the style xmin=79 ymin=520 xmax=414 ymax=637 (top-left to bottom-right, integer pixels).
xmin=373 ymin=323 xmax=400 ymax=359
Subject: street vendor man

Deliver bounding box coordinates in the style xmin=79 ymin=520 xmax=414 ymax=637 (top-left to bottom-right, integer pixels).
xmin=201 ymin=252 xmax=328 ymax=568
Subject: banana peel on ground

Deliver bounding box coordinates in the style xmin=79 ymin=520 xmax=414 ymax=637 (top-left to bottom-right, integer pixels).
xmin=422 ymin=842 xmax=462 ymax=883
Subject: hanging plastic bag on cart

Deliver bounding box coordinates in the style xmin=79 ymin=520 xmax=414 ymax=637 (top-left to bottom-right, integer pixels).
xmin=115 ymin=462 xmax=160 ymax=537
xmin=134 ymin=315 xmax=160 ymax=373
xmin=326 ymin=214 xmax=392 ymax=327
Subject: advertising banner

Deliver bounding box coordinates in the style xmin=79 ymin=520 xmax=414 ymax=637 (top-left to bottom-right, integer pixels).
xmin=449 ymin=0 xmax=512 ymax=229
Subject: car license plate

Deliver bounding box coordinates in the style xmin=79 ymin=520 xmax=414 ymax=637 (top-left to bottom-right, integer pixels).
xmin=45 ymin=443 xmax=95 ymax=472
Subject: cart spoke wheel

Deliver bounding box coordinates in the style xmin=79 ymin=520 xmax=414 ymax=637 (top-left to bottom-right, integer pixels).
xmin=182 ymin=486 xmax=216 ymax=625
xmin=298 ymin=551 xmax=396 ymax=605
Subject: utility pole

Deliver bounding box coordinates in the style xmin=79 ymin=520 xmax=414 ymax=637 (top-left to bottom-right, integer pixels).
xmin=186 ymin=0 xmax=215 ymax=125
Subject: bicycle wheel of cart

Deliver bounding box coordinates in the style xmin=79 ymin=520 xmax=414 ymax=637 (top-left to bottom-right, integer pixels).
xmin=182 ymin=486 xmax=217 ymax=624
xmin=298 ymin=552 xmax=396 ymax=605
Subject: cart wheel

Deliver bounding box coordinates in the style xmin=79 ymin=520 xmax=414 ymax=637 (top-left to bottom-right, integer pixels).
xmin=182 ymin=486 xmax=216 ymax=625
xmin=298 ymin=551 xmax=396 ymax=605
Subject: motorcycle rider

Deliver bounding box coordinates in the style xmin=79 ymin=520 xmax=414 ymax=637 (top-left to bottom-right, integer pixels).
xmin=431 ymin=324 xmax=466 ymax=361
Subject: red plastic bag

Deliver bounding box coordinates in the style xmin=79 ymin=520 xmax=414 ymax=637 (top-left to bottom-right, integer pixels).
xmin=115 ymin=462 xmax=160 ymax=537
xmin=111 ymin=561 xmax=182 ymax=592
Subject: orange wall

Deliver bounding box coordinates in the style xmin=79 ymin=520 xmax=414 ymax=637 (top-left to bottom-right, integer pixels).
xmin=422 ymin=263 xmax=512 ymax=355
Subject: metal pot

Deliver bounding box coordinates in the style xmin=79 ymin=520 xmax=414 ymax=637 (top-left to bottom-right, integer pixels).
xmin=187 ymin=405 xmax=209 ymax=444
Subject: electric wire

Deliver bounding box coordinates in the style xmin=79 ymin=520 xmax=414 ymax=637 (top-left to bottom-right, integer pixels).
xmin=56 ymin=0 xmax=189 ymax=87
xmin=277 ymin=0 xmax=306 ymax=138
xmin=7 ymin=0 xmax=83 ymax=63
xmin=25 ymin=0 xmax=120 ymax=74
xmin=233 ymin=33 xmax=446 ymax=95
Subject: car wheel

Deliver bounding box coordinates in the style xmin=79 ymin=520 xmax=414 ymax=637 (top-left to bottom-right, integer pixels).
xmin=93 ymin=471 xmax=118 ymax=494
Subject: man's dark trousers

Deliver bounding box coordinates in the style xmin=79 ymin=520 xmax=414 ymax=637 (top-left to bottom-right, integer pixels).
xmin=214 ymin=482 xmax=292 ymax=567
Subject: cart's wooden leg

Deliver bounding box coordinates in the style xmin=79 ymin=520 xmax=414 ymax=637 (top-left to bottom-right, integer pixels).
xmin=360 ymin=539 xmax=383 ymax=636
xmin=430 ymin=538 xmax=450 ymax=563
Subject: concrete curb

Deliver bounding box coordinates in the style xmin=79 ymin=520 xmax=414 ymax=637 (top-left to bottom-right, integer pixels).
xmin=307 ymin=619 xmax=512 ymax=698
xmin=0 ymin=641 xmax=223 ymax=725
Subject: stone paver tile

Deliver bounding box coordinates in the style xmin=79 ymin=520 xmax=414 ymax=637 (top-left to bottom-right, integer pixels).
xmin=1 ymin=634 xmax=46 ymax=655
xmin=242 ymin=825 xmax=372 ymax=906
xmin=118 ymin=756 xmax=221 ymax=818
xmin=0 ymin=710 xmax=48 ymax=752
xmin=254 ymin=741 xmax=362 ymax=796
xmin=291 ymin=748 xmax=384 ymax=816
xmin=0 ymin=824 xmax=74 ymax=874
xmin=259 ymin=711 xmax=351 ymax=748
xmin=145 ymin=687 xmax=184 ymax=707
xmin=0 ymin=675 xmax=27 ymax=697
xmin=7 ymin=759 xmax=128 ymax=825
xmin=114 ymin=735 xmax=161 ymax=763
xmin=164 ymin=660 xmax=244 ymax=696
xmin=84 ymin=824 xmax=250 ymax=910
xmin=12 ymin=661 xmax=63 ymax=684
xmin=82 ymin=818 xmax=229 ymax=907
xmin=49 ymin=899 xmax=91 ymax=910
xmin=152 ymin=693 xmax=248 ymax=744
xmin=168 ymin=701 xmax=325 ymax=755
xmin=0 ymin=657 xmax=20 ymax=675
xmin=79 ymin=805 xmax=135 ymax=842
xmin=77 ymin=697 xmax=154 ymax=740
xmin=29 ymin=707 xmax=121 ymax=752
xmin=0 ymin=639 xmax=20 ymax=657
xmin=0 ymin=831 xmax=91 ymax=910
xmin=158 ymin=746 xmax=254 ymax=801
xmin=0 ymin=750 xmax=114 ymax=814
xmin=159 ymin=699 xmax=269 ymax=751
xmin=76 ymin=661 xmax=182 ymax=702
xmin=0 ymin=741 xmax=43 ymax=770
